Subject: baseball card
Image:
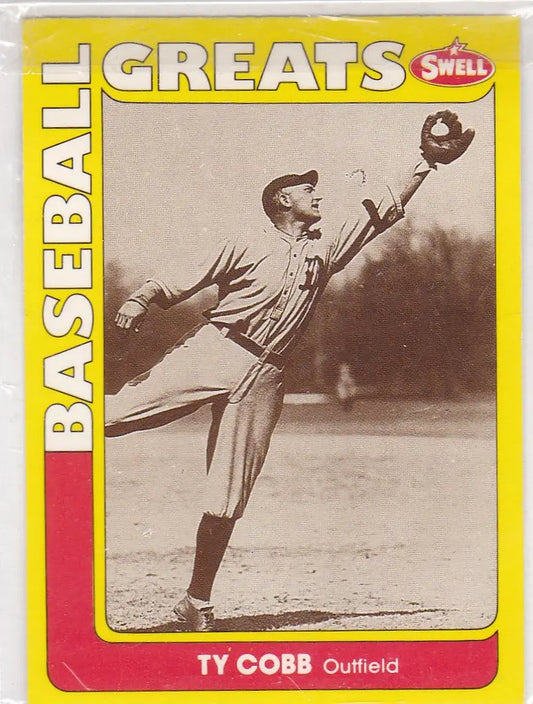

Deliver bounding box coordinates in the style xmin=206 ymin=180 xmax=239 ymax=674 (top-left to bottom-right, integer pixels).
xmin=21 ymin=6 xmax=524 ymax=704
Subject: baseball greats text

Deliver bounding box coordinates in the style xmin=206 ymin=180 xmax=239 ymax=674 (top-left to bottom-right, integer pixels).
xmin=101 ymin=40 xmax=407 ymax=92
xmin=40 ymin=46 xmax=94 ymax=452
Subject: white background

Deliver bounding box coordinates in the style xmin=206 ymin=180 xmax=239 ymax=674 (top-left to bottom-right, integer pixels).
xmin=0 ymin=1 xmax=530 ymax=702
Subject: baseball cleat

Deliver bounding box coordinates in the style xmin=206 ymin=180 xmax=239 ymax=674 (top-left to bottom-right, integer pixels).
xmin=172 ymin=593 xmax=215 ymax=632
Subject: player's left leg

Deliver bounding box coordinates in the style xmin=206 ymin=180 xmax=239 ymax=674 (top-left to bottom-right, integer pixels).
xmin=204 ymin=361 xmax=285 ymax=520
xmin=173 ymin=513 xmax=236 ymax=633
xmin=173 ymin=362 xmax=284 ymax=631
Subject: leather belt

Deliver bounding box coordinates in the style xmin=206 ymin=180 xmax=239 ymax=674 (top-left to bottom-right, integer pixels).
xmin=211 ymin=322 xmax=285 ymax=370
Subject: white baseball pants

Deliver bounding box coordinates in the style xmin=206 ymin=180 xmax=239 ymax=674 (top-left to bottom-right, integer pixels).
xmin=105 ymin=324 xmax=284 ymax=519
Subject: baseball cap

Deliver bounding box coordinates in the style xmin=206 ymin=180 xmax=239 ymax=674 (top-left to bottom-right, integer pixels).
xmin=262 ymin=170 xmax=319 ymax=220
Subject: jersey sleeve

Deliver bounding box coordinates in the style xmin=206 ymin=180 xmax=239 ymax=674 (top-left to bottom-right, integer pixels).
xmin=329 ymin=185 xmax=404 ymax=275
xmin=148 ymin=237 xmax=242 ymax=308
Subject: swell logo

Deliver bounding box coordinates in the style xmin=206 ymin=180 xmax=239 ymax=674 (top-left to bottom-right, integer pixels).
xmin=410 ymin=38 xmax=495 ymax=86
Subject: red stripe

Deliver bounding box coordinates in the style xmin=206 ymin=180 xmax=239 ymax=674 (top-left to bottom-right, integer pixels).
xmin=44 ymin=452 xmax=498 ymax=692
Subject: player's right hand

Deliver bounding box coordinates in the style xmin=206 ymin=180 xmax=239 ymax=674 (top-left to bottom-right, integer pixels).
xmin=115 ymin=300 xmax=147 ymax=331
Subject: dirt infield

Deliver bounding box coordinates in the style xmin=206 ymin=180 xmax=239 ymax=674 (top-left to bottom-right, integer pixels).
xmin=105 ymin=395 xmax=496 ymax=632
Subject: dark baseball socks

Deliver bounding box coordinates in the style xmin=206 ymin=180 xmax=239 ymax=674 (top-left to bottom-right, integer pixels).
xmin=187 ymin=513 xmax=236 ymax=603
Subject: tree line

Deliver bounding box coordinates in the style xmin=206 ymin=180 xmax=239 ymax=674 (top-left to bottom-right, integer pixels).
xmin=104 ymin=225 xmax=495 ymax=398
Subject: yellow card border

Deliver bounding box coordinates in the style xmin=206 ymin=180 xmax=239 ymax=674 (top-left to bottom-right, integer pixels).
xmin=23 ymin=14 xmax=522 ymax=704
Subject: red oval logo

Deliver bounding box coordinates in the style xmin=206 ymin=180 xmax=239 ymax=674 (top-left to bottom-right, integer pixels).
xmin=410 ymin=38 xmax=495 ymax=87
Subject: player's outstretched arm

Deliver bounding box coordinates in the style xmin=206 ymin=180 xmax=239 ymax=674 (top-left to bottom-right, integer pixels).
xmin=330 ymin=110 xmax=475 ymax=273
xmin=400 ymin=110 xmax=475 ymax=208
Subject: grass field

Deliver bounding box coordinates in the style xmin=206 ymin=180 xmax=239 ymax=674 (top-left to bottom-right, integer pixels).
xmin=105 ymin=395 xmax=496 ymax=632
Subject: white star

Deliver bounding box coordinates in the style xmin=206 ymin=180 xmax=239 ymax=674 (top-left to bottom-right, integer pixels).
xmin=449 ymin=37 xmax=467 ymax=55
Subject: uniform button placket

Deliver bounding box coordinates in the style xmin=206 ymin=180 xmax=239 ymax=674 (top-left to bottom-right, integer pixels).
xmin=282 ymin=243 xmax=299 ymax=299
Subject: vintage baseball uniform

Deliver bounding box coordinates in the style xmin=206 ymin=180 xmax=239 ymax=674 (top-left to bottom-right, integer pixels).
xmin=105 ymin=185 xmax=404 ymax=518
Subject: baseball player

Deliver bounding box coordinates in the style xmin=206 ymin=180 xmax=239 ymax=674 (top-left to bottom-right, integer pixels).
xmin=336 ymin=362 xmax=358 ymax=411
xmin=105 ymin=110 xmax=474 ymax=632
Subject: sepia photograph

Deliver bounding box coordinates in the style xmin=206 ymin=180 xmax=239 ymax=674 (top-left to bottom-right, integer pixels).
xmin=102 ymin=95 xmax=496 ymax=634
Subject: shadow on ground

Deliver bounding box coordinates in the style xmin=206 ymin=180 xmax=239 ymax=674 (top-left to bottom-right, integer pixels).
xmin=118 ymin=607 xmax=446 ymax=633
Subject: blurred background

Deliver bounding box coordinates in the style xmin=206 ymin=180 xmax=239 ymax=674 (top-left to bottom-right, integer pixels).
xmin=105 ymin=223 xmax=495 ymax=399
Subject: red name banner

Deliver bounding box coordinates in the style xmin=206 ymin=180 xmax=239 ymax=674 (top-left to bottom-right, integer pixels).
xmin=44 ymin=453 xmax=498 ymax=693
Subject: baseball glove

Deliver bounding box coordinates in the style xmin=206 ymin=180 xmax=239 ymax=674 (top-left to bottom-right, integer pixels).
xmin=420 ymin=110 xmax=475 ymax=169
